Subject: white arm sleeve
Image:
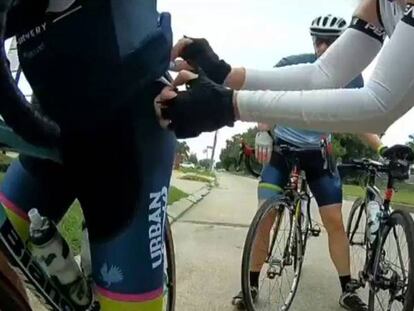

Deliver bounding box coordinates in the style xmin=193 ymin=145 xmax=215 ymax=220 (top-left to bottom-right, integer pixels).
xmin=237 ymin=20 xmax=414 ymax=134
xmin=242 ymin=28 xmax=382 ymax=91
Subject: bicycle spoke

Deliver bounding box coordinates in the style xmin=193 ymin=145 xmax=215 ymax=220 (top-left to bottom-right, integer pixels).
xmin=393 ymin=227 xmax=407 ymax=280
xmin=252 ymin=204 xmax=302 ymax=311
xmin=371 ymin=219 xmax=412 ymax=311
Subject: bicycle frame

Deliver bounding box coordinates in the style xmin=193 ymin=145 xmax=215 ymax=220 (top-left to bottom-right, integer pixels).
xmin=0 ymin=213 xmax=78 ymax=310
xmin=351 ymin=163 xmax=402 ymax=291
xmin=267 ymin=162 xmax=313 ymax=269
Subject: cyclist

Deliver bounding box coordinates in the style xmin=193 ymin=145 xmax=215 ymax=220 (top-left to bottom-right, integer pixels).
xmin=0 ymin=1 xmax=175 ymax=310
xmin=156 ymin=0 xmax=414 ymax=146
xmin=231 ymin=15 xmax=378 ymax=311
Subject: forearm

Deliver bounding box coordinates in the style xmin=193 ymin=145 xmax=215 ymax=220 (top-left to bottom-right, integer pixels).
xmin=257 ymin=122 xmax=271 ymax=131
xmin=228 ymin=24 xmax=382 ymax=92
xmin=357 ymin=133 xmax=383 ymax=151
xmin=233 ymin=14 xmax=414 ymax=134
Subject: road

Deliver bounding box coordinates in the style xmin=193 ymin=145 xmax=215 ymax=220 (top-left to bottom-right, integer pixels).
xmin=172 ymin=172 xmax=367 ymax=311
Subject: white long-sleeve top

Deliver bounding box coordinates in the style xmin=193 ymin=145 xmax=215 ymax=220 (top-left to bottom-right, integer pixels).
xmin=237 ymin=1 xmax=413 ymax=134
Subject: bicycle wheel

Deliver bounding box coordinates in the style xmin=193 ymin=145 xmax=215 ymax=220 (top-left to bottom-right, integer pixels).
xmin=245 ymin=155 xmax=263 ymax=178
xmin=346 ymin=197 xmax=368 ymax=280
xmin=241 ymin=196 xmax=303 ymax=311
xmin=163 ymin=219 xmax=176 ymax=311
xmin=298 ymin=196 xmax=311 ymax=255
xmin=368 ymin=210 xmax=414 ymax=311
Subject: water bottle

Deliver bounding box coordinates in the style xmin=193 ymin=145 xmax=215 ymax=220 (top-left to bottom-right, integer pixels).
xmin=367 ymin=201 xmax=381 ymax=243
xmin=28 ymin=209 xmax=92 ymax=308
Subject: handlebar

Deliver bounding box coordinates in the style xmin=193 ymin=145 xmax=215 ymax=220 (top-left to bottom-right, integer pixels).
xmin=0 ymin=3 xmax=60 ymax=147
xmin=338 ymin=157 xmax=412 ymax=181
xmin=0 ymin=119 xmax=61 ymax=163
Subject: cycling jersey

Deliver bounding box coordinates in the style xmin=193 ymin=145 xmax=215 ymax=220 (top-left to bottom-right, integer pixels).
xmin=6 ymin=0 xmax=172 ymax=130
xmin=273 ymin=53 xmax=364 ymax=148
xmin=1 ymin=1 xmax=175 ymax=310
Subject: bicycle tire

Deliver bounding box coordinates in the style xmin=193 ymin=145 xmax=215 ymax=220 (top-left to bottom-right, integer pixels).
xmin=164 ymin=219 xmax=176 ymax=311
xmin=298 ymin=197 xmax=310 ymax=255
xmin=241 ymin=196 xmax=303 ymax=311
xmin=346 ymin=197 xmax=368 ymax=278
xmin=368 ymin=210 xmax=414 ymax=311
xmin=244 ymin=155 xmax=262 ymax=178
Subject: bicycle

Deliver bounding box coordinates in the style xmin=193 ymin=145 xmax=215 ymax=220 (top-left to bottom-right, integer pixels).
xmin=240 ymin=143 xmax=325 ymax=310
xmin=0 ymin=120 xmax=176 ymax=311
xmin=236 ymin=140 xmax=263 ymax=178
xmin=344 ymin=150 xmax=414 ymax=310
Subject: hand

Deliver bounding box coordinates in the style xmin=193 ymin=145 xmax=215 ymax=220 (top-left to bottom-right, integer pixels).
xmin=255 ymin=131 xmax=273 ymax=164
xmin=258 ymin=123 xmax=271 ymax=131
xmin=154 ymin=85 xmax=178 ymax=129
xmin=155 ymin=69 xmax=235 ymax=138
xmin=380 ymin=144 xmax=414 ymax=161
xmin=170 ymin=37 xmax=231 ymax=84
xmin=378 ymin=144 xmax=388 ymax=156
xmin=170 ymin=37 xmax=195 ymax=72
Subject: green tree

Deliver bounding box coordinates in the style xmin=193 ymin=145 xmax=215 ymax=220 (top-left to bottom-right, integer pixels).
xmin=407 ymin=134 xmax=414 ymax=150
xmin=332 ymin=134 xmax=376 ymax=163
xmin=176 ymin=140 xmax=190 ymax=160
xmin=219 ymin=126 xmax=258 ymax=172
xmin=188 ymin=153 xmax=198 ymax=165
xmin=199 ymin=158 xmax=213 ymax=170
xmin=215 ymin=161 xmax=223 ymax=169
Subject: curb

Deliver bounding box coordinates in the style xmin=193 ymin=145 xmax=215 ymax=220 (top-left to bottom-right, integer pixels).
xmin=167 ymin=184 xmax=212 ymax=224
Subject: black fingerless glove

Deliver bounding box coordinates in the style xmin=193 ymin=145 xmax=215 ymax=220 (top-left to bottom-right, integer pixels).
xmin=382 ymin=144 xmax=414 ymax=161
xmin=181 ymin=37 xmax=231 ymax=85
xmin=160 ymin=71 xmax=235 ymax=139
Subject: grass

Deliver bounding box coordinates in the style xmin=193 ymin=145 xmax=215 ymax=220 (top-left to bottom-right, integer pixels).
xmin=168 ymin=186 xmax=188 ymax=204
xmin=343 ymin=184 xmax=414 ymax=206
xmin=179 ymin=167 xmax=216 ymax=178
xmin=59 ymin=201 xmax=83 ymax=255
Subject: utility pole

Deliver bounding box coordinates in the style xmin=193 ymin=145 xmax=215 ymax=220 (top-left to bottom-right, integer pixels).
xmin=209 ymin=130 xmax=218 ymax=171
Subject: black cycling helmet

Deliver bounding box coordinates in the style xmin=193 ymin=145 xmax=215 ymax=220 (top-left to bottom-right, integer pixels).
xmin=0 ymin=0 xmax=59 ymax=147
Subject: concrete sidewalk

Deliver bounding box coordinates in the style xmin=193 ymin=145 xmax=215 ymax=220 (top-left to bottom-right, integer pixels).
xmin=168 ymin=170 xmax=213 ymax=223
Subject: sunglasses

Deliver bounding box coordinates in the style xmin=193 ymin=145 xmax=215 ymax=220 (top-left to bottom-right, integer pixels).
xmin=312 ymin=36 xmax=337 ymax=46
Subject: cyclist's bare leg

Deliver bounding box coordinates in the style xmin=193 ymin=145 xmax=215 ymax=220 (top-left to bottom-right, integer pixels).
xmin=319 ymin=204 xmax=350 ymax=277
xmin=232 ymin=199 xmax=277 ymax=306
xmin=232 ymin=160 xmax=288 ymax=307
xmin=250 ymin=199 xmax=278 ymax=272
